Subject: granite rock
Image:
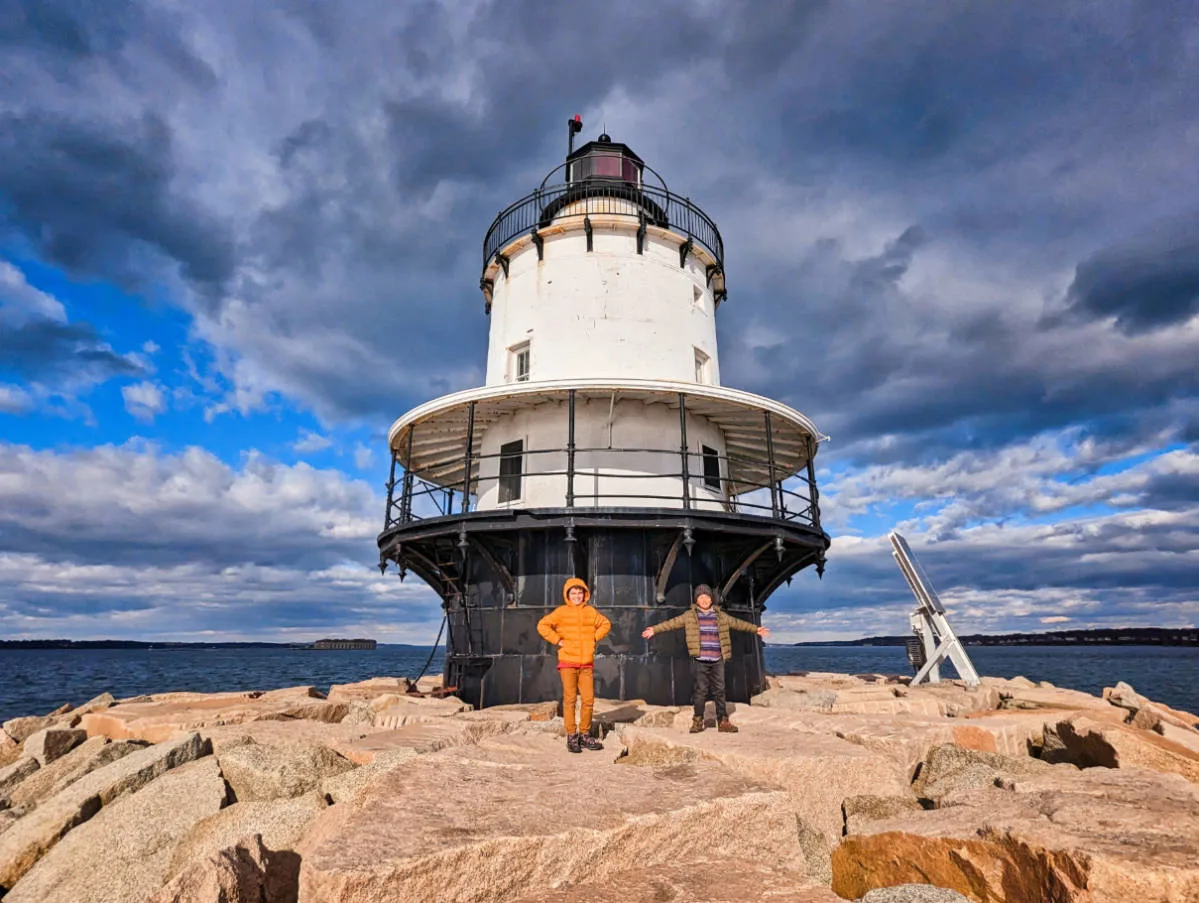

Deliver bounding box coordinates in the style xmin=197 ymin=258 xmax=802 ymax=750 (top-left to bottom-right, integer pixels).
xmin=618 ymin=724 xmax=910 ymax=841
xmin=857 ymin=886 xmax=970 ymax=903
xmin=6 ymin=738 xmax=142 ymax=811
xmin=151 ymin=833 xmax=289 ymax=903
xmin=80 ymin=690 xmax=354 ymax=744
xmin=319 ymin=750 xmax=420 ymax=805
xmin=297 ymin=735 xmax=803 ymax=902
xmin=326 ymin=677 xmax=411 ymax=702
xmin=329 ymin=717 xmax=513 ymax=765
xmin=1043 ymin=714 xmax=1199 ymax=783
xmin=0 ymin=758 xmax=39 ymax=800
xmin=842 ymin=795 xmax=924 ymax=834
xmin=3 ymin=715 xmax=59 ymax=745
xmin=216 ymin=741 xmax=354 ymax=802
xmin=1103 ymin=680 xmax=1149 ymax=712
xmin=507 ymin=861 xmax=843 ymax=902
xmin=832 ymin=765 xmax=1199 ymax=902
xmin=166 ymin=792 xmax=326 ymax=882
xmin=23 ymin=728 xmax=88 ymax=766
xmin=0 ymin=731 xmax=20 ymax=768
xmin=0 ymin=732 xmax=208 ymax=890
xmin=4 ymin=757 xmax=227 ymax=903
xmin=911 ymin=743 xmax=1062 ymax=806
xmin=750 ymin=687 xmax=837 ymax=712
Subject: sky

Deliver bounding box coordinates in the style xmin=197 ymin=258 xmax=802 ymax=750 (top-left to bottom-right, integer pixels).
xmin=1 ymin=0 xmax=1197 ymax=643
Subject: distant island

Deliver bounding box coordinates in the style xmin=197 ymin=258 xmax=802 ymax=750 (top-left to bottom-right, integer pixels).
xmin=312 ymin=638 xmax=377 ymax=650
xmin=791 ymin=627 xmax=1199 ymax=647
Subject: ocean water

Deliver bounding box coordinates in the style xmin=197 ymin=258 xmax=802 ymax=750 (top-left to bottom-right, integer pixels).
xmin=1 ymin=644 xmax=1196 ymax=724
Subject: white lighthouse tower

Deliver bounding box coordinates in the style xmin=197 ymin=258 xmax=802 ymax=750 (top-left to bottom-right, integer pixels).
xmin=380 ymin=122 xmax=829 ymax=707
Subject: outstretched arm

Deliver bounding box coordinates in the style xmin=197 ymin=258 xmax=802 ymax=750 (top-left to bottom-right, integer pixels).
xmin=641 ymin=612 xmax=687 ymax=639
xmin=724 ymin=613 xmax=771 ymax=639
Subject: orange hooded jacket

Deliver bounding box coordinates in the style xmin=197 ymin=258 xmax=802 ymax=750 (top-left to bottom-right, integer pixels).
xmin=537 ymin=578 xmax=611 ymax=667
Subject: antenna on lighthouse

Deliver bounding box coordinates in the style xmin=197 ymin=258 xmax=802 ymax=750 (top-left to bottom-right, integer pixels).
xmin=568 ymin=114 xmax=582 ymax=154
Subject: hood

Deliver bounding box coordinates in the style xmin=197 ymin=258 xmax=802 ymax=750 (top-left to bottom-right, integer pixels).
xmin=562 ymin=577 xmax=591 ymax=605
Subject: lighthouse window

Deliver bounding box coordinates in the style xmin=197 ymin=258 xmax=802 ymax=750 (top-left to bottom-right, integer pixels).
xmin=498 ymin=439 xmax=524 ymax=503
xmin=701 ymin=445 xmax=722 ymax=491
xmin=693 ymin=348 xmax=710 ymax=384
xmin=510 ymin=342 xmax=531 ymax=382
xmin=572 ymin=151 xmax=640 ymax=184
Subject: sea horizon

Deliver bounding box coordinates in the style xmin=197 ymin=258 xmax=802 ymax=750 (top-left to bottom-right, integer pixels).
xmin=4 ymin=642 xmax=1196 ymax=726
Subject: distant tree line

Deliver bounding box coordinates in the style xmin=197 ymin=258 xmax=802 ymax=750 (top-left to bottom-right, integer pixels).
xmin=793 ymin=627 xmax=1199 ymax=647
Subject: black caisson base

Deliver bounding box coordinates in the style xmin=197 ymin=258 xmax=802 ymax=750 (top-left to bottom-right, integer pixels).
xmin=378 ymin=508 xmax=829 ymax=709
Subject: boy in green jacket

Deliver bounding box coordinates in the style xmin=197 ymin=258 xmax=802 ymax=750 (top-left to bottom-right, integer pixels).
xmin=641 ymin=583 xmax=769 ymax=733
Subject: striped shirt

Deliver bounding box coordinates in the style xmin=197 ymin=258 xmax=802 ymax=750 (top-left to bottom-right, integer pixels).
xmin=697 ymin=608 xmax=721 ymax=661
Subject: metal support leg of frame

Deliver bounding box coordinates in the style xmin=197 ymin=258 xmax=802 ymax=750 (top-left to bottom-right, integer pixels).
xmin=805 ymin=436 xmax=821 ymax=532
xmin=678 ymin=393 xmax=691 ymax=510
xmin=764 ymin=411 xmax=779 ymax=518
xmin=566 ymin=389 xmax=576 ymax=507
xmin=401 ymin=425 xmax=415 ymax=522
xmin=384 ymin=451 xmax=397 ymax=531
xmin=461 ymin=402 xmax=476 ymax=515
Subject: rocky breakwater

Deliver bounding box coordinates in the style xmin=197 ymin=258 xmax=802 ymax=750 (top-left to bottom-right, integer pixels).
xmin=0 ymin=674 xmax=1196 ymax=902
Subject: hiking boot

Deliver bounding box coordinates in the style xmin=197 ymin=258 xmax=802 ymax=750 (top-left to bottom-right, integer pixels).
xmin=566 ymin=732 xmax=582 ymax=754
xmin=579 ymin=733 xmax=604 ymax=751
xmin=689 ymin=715 xmax=705 ymax=733
xmin=717 ymin=718 xmax=739 ymax=733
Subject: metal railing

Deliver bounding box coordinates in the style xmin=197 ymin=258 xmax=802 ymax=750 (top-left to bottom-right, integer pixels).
xmin=482 ymin=180 xmax=724 ymax=279
xmin=384 ymin=443 xmax=819 ymax=532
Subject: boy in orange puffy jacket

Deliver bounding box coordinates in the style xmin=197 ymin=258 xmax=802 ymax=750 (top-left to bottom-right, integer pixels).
xmin=537 ymin=577 xmax=612 ymax=753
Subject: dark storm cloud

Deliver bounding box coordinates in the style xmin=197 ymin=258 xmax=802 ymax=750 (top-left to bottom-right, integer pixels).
xmin=722 ymin=218 xmax=1199 ymax=468
xmin=1 ymin=0 xmax=1191 ymax=434
xmin=1 ymin=1 xmax=1197 ymax=458
xmin=0 ymin=112 xmax=234 ymax=291
xmin=0 ymin=0 xmax=216 ymax=85
xmin=0 ymin=318 xmax=143 ymax=384
xmin=1060 ymin=214 xmax=1199 ymax=334
xmin=0 ymin=0 xmax=141 ymax=59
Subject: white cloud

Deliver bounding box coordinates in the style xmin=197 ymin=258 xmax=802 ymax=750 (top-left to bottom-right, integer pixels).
xmin=0 ymin=261 xmax=66 ymax=326
xmin=353 ymin=442 xmax=372 ymax=470
xmin=293 ymin=429 xmax=334 ymax=454
xmin=0 ymin=383 xmax=33 ymax=414
xmin=121 ymin=381 xmax=168 ymax=422
xmin=0 ymin=441 xmax=438 ymax=639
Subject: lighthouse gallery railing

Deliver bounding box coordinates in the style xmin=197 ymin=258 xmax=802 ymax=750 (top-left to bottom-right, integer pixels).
xmin=482 ymin=182 xmax=724 ymax=279
xmin=386 ymin=445 xmax=819 ymax=528
xmin=385 ymin=409 xmax=821 ymax=533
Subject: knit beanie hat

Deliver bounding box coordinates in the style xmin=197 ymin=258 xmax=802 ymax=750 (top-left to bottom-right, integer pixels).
xmin=694 ymin=584 xmax=716 ymax=603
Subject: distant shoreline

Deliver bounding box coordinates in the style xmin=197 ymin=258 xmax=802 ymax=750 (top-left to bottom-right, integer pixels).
xmin=2 ymin=627 xmax=1197 ymax=650
xmin=788 ymin=627 xmax=1199 ymax=647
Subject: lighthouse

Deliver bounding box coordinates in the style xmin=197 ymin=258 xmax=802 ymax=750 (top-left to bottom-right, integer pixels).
xmin=378 ymin=122 xmax=830 ymax=708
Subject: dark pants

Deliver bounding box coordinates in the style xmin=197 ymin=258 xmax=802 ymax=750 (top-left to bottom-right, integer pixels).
xmin=692 ymin=658 xmax=727 ymax=719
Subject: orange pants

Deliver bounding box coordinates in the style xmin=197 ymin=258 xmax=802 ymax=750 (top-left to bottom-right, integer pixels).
xmin=559 ymin=667 xmax=594 ymax=734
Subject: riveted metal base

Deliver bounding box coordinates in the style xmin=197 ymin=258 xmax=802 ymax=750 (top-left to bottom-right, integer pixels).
xmin=378 ymin=508 xmax=829 ymax=708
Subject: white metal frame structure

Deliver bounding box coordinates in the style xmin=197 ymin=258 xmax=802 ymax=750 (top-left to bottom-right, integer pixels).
xmin=889 ymin=531 xmax=980 ymax=687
